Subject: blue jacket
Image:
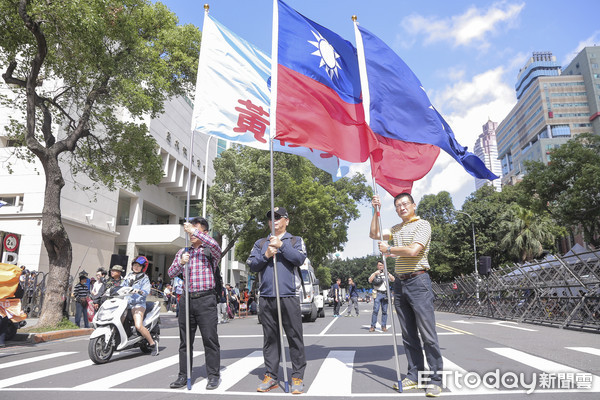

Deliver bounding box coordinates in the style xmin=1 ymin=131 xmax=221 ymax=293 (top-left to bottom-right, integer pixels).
xmin=247 ymin=232 xmax=307 ymax=297
xmin=348 ymin=283 xmax=358 ymax=298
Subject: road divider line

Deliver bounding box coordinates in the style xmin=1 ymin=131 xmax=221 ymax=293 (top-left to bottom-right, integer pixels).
xmin=436 ymin=323 xmax=473 ymax=335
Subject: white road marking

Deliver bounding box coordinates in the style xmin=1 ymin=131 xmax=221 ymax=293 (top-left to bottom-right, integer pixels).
xmin=0 ymin=352 xmax=76 ymax=370
xmin=191 ymin=350 xmax=263 ymax=393
xmin=307 ymin=350 xmax=355 ymax=396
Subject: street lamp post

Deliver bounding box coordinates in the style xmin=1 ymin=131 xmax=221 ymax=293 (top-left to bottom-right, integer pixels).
xmin=455 ymin=210 xmax=479 ymax=304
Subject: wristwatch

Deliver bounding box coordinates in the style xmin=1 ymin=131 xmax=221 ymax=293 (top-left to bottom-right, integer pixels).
xmin=386 ymin=247 xmax=392 ymax=256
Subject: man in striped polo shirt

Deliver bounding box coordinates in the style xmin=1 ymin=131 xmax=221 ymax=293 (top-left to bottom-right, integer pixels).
xmin=370 ymin=193 xmax=443 ymax=398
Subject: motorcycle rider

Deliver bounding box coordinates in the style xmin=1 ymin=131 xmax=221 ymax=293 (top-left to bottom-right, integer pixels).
xmin=94 ymin=264 xmax=124 ymax=309
xmin=123 ymin=256 xmax=159 ymax=356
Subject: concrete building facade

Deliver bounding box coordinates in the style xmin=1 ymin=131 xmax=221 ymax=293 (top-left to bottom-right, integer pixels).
xmin=473 ymin=119 xmax=502 ymax=191
xmin=496 ymin=48 xmax=598 ymax=186
xmin=0 ymin=83 xmax=246 ymax=285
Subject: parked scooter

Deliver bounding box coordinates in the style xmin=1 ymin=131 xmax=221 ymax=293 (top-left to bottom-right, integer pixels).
xmin=88 ymin=286 xmax=160 ymax=364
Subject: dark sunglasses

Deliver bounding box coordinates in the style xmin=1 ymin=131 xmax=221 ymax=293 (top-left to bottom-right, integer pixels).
xmin=270 ymin=214 xmax=285 ymax=221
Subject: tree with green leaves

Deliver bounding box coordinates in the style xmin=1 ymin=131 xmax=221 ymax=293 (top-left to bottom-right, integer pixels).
xmin=520 ymin=133 xmax=600 ymax=248
xmin=417 ymin=191 xmax=455 ymax=280
xmin=208 ymin=146 xmax=372 ymax=266
xmin=499 ymin=204 xmax=556 ymax=261
xmin=1 ymin=0 xmax=201 ymax=327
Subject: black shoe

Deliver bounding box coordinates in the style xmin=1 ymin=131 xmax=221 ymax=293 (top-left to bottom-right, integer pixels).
xmin=206 ymin=377 xmax=220 ymax=390
xmin=151 ymin=341 xmax=159 ymax=356
xmin=170 ymin=376 xmax=186 ymax=389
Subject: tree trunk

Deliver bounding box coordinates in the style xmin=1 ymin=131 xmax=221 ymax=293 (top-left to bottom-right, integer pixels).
xmin=35 ymin=154 xmax=73 ymax=328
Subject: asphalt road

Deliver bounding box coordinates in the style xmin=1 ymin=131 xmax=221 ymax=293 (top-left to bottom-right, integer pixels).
xmin=0 ymin=301 xmax=598 ymax=400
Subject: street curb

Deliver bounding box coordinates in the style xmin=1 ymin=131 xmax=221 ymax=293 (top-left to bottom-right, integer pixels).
xmin=16 ymin=328 xmax=93 ymax=344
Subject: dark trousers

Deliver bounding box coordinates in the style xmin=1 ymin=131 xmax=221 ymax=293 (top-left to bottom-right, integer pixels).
xmin=177 ymin=293 xmax=220 ymax=380
xmin=260 ymin=296 xmax=306 ymax=380
xmin=75 ymin=300 xmax=89 ymax=328
xmin=394 ymin=273 xmax=443 ymax=385
xmin=333 ymin=299 xmax=341 ymax=315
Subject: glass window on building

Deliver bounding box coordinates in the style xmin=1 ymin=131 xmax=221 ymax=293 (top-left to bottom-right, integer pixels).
xmin=142 ymin=202 xmax=170 ymax=225
xmin=117 ymin=197 xmax=131 ymax=225
xmin=550 ymin=125 xmax=571 ymax=137
xmin=217 ymin=138 xmax=227 ymax=156
xmin=0 ymin=195 xmax=23 ymax=207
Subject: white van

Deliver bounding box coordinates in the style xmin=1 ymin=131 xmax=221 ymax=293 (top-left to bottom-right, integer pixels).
xmin=299 ymin=259 xmax=324 ymax=321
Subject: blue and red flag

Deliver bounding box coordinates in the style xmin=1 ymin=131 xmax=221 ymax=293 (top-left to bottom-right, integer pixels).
xmin=274 ymin=0 xmax=377 ymax=163
xmin=356 ymin=25 xmax=499 ymax=181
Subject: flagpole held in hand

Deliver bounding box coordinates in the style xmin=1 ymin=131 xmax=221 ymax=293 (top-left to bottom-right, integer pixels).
xmin=354 ymin=15 xmax=403 ymax=392
xmin=270 ymin=0 xmax=289 ymax=392
xmin=184 ymin=117 xmax=195 ymax=391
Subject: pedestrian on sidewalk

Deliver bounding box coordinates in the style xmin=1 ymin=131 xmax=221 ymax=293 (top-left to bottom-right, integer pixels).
xmin=370 ymin=193 xmax=443 ymax=397
xmin=73 ymin=274 xmax=90 ymax=328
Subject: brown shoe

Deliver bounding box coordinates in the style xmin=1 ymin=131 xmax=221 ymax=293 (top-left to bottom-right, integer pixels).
xmin=369 ymin=326 xmax=375 ymax=332
xmin=382 ymin=326 xmax=388 ymax=332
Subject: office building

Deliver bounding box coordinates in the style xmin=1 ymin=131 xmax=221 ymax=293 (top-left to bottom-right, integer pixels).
xmin=496 ymin=48 xmax=598 ymax=186
xmin=473 ymin=119 xmax=502 ymax=191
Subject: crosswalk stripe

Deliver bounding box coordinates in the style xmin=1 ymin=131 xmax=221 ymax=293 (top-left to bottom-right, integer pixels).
xmin=73 ymin=352 xmax=203 ymax=389
xmin=0 ymin=352 xmax=76 ymax=370
xmin=566 ymin=347 xmax=600 ymax=357
xmin=0 ymin=360 xmax=93 ymax=388
xmin=487 ymin=347 xmax=600 ymax=391
xmin=191 ymin=350 xmax=263 ymax=393
xmin=307 ymin=350 xmax=355 ymax=396
xmin=487 ymin=348 xmax=581 ymax=373
xmin=442 ymin=356 xmax=499 ymax=394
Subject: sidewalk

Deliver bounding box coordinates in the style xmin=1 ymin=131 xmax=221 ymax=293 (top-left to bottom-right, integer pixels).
xmin=8 ymin=316 xmax=93 ymax=345
xmin=8 ymin=311 xmax=175 ymax=345
xmin=6 ymin=295 xmax=172 ymax=346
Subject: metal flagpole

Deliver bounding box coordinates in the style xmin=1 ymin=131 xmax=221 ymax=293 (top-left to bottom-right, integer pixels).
xmin=184 ymin=126 xmax=194 ymax=390
xmin=202 ymin=135 xmax=213 ymax=219
xmin=184 ymin=119 xmax=195 ymax=390
xmin=182 ymin=3 xmax=210 ymax=390
xmin=353 ymin=16 xmax=402 ymax=392
xmin=269 ymin=0 xmax=289 ymax=392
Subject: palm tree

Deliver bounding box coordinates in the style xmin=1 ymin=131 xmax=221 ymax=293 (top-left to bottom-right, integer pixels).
xmin=499 ymin=205 xmax=555 ymax=262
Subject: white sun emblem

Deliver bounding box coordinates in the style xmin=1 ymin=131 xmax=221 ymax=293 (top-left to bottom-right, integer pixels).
xmin=308 ymin=30 xmax=341 ymax=79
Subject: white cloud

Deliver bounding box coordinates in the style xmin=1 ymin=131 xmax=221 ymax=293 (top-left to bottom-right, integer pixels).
xmin=562 ymin=31 xmax=600 ymax=66
xmin=400 ymin=2 xmax=525 ymax=49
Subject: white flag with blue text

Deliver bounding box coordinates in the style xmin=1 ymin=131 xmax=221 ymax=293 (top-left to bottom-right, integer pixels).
xmin=191 ymin=15 xmax=349 ymax=180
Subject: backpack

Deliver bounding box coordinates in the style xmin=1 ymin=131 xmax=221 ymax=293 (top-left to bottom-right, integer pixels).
xmin=203 ymin=246 xmax=223 ymax=298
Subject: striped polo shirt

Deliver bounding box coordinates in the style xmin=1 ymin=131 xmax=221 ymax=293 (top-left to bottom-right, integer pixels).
xmin=390 ymin=217 xmax=431 ymax=274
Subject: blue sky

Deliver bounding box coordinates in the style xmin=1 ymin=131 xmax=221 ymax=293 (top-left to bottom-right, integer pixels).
xmin=158 ymin=0 xmax=600 ymax=259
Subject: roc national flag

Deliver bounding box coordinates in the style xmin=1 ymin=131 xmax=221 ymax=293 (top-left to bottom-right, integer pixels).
xmin=274 ymin=0 xmax=378 ymax=163
xmin=191 ymin=14 xmax=349 ymax=180
xmin=356 ymin=24 xmax=499 ymax=181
